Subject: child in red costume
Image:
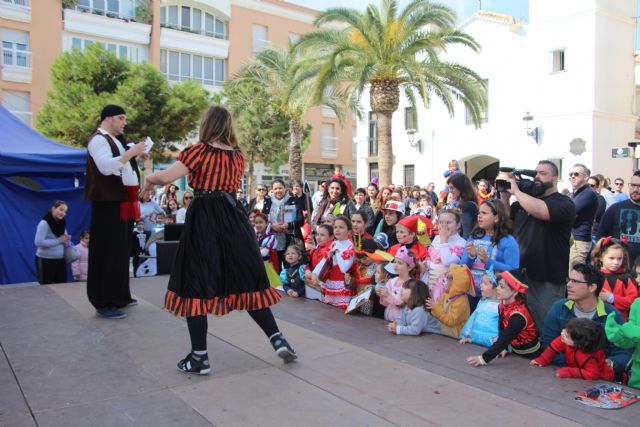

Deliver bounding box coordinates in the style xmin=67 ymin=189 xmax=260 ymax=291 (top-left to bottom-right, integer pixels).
xmin=531 ymin=318 xmax=614 ymax=381
xmin=591 ymin=237 xmax=638 ymax=320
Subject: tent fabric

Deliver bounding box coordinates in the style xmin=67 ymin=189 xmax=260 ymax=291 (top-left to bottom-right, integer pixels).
xmin=0 ymin=106 xmax=91 ymax=284
xmin=0 ymin=105 xmax=87 ymax=175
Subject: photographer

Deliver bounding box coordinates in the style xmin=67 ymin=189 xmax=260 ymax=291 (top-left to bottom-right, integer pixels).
xmin=498 ymin=160 xmax=575 ymax=334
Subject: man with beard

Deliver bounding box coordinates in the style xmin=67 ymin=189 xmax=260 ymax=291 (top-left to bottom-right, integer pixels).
xmin=597 ymin=170 xmax=640 ymax=263
xmin=499 ymin=160 xmax=575 ymax=334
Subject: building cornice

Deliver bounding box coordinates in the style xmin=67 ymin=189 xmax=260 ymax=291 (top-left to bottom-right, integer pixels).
xmin=0 ymin=2 xmax=31 ymax=23
xmin=63 ymin=9 xmax=151 ymax=45
xmin=231 ymin=0 xmax=317 ymax=24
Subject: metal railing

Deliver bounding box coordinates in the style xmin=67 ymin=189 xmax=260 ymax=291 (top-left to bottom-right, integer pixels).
xmin=74 ymin=5 xmax=135 ymax=20
xmin=2 ymin=46 xmax=31 ymax=68
xmin=1 ymin=0 xmax=30 ymax=7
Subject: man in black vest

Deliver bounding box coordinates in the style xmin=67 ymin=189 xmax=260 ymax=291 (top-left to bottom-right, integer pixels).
xmin=85 ymin=105 xmax=147 ymax=319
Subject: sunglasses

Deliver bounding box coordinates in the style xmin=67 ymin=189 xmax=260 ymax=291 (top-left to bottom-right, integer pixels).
xmin=568 ymin=172 xmax=582 ymax=178
xmin=184 ymin=196 xmax=193 ymax=200
xmin=257 ymin=188 xmax=267 ymax=191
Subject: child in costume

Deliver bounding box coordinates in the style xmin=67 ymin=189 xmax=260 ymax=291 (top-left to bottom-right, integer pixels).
xmin=426 ymin=264 xmax=473 ymax=339
xmin=351 ymin=210 xmax=372 ymax=251
xmin=374 ymin=200 xmax=404 ymax=247
xmin=467 ymin=269 xmax=541 ymax=367
xmin=377 ymin=247 xmax=418 ymax=322
xmin=321 ymin=216 xmax=356 ymax=309
xmin=606 ymin=298 xmax=640 ymax=388
xmin=591 ymin=237 xmax=638 ymax=320
xmin=388 ymin=279 xmax=440 ymax=336
xmin=459 ymin=268 xmax=500 ymax=347
xmin=255 ymin=212 xmax=281 ymax=288
xmin=305 ymin=224 xmax=333 ymax=291
xmin=280 ymin=244 xmax=307 ymax=298
xmin=531 ymin=318 xmax=614 ymax=381
xmin=426 ymin=209 xmax=466 ymax=302
xmin=439 ymin=159 xmax=461 ymax=202
xmin=388 ymin=215 xmax=429 ymax=262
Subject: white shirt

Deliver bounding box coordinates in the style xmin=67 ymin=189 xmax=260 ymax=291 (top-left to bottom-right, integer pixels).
xmin=87 ymin=128 xmax=138 ymax=186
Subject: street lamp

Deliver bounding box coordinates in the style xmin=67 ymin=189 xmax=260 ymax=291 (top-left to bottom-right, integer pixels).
xmin=522 ymin=111 xmax=539 ymax=143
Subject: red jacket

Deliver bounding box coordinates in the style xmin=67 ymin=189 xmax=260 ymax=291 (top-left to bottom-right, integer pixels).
xmin=600 ymin=269 xmax=639 ymax=320
xmin=389 ymin=240 xmax=428 ymax=261
xmin=534 ymin=336 xmax=615 ymax=380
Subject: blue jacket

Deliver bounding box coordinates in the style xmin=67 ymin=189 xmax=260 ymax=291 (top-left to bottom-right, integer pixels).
xmin=541 ymin=298 xmax=632 ymax=378
xmin=459 ymin=298 xmax=500 ymax=347
xmin=280 ymin=264 xmax=306 ymax=297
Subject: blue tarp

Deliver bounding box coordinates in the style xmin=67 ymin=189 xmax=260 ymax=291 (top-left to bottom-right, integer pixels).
xmin=0 ymin=106 xmax=91 ymax=284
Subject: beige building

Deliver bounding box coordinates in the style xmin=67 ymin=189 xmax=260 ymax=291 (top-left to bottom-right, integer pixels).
xmin=0 ymin=0 xmax=355 ymax=190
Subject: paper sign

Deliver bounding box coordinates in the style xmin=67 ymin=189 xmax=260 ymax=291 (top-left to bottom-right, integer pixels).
xmin=345 ymin=287 xmax=373 ymax=314
xmin=144 ymin=136 xmax=154 ymax=154
xmin=282 ymin=205 xmax=296 ymax=224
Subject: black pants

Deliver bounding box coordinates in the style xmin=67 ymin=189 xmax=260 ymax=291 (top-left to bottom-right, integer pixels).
xmin=186 ymin=308 xmax=280 ymax=351
xmin=35 ymin=256 xmax=67 ymax=284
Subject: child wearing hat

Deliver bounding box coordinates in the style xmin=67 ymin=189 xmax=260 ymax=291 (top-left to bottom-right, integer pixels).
xmin=426 ymin=264 xmax=473 ymax=338
xmin=459 ymin=268 xmax=500 ymax=347
xmin=388 ymin=215 xmax=428 ymax=262
xmin=467 ymin=269 xmax=542 ymax=366
xmin=377 ymin=246 xmax=419 ymax=322
xmin=373 ymin=200 xmax=404 ymax=248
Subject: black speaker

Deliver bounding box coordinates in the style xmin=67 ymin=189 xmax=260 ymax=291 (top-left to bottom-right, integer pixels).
xmin=157 ymin=241 xmax=179 ymax=275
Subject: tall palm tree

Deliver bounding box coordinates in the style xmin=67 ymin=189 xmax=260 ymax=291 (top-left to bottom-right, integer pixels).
xmin=230 ymin=45 xmax=358 ymax=183
xmin=295 ymin=0 xmax=488 ymax=186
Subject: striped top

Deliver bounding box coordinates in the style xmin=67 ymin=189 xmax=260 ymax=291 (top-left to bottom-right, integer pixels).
xmin=177 ymin=143 xmax=245 ymax=191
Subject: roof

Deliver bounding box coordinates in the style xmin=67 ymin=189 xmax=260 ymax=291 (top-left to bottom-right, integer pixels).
xmin=460 ymin=10 xmax=524 ymax=30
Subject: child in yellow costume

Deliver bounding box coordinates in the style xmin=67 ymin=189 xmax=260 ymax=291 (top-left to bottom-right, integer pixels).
xmin=426 ymin=264 xmax=475 ymax=338
xmin=606 ymin=298 xmax=640 ymax=389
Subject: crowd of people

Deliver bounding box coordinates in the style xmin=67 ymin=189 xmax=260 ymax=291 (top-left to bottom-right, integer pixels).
xmin=31 ymin=103 xmax=640 ymax=383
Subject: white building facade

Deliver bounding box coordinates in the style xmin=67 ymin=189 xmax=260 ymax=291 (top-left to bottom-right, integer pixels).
xmin=355 ymin=0 xmax=638 ymax=191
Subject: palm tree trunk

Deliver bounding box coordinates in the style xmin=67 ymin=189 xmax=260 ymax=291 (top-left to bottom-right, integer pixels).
xmin=289 ymin=119 xmax=303 ymax=183
xmin=247 ymin=149 xmax=256 ymax=196
xmin=376 ymin=111 xmax=393 ymax=187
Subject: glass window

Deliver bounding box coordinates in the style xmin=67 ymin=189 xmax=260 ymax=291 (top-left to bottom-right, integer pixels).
xmin=119 ymin=45 xmax=127 ymax=59
xmin=78 ymin=0 xmax=90 ymax=9
xmin=215 ymin=59 xmax=225 ymax=85
xmin=71 ymin=38 xmax=82 ymax=50
xmin=168 ymin=5 xmax=178 ymax=27
xmin=160 ymin=49 xmax=167 ymax=73
xmin=404 ymin=165 xmax=415 ymax=187
xmin=252 ymin=25 xmax=268 ymax=53
xmin=552 ymin=49 xmax=565 ymax=73
xmin=193 ymin=55 xmax=202 ymax=82
xmin=107 ymin=43 xmax=117 ymax=53
xmin=180 ymin=53 xmax=190 ymax=81
xmin=160 ymin=6 xmax=166 ymax=24
xmin=205 ymin=13 xmax=214 ymax=37
xmin=369 ymin=162 xmax=378 ymax=183
xmin=368 ymin=112 xmax=377 ymax=156
xmin=193 ymin=9 xmax=202 ymax=33
xmin=93 ymin=0 xmax=105 ymax=13
xmin=215 ymin=18 xmax=226 ymax=39
xmin=204 ymin=57 xmax=214 ymax=85
xmin=321 ymin=123 xmax=337 ymax=158
xmin=2 ymin=91 xmax=31 ymax=126
xmin=404 ymin=107 xmax=417 ymax=130
xmin=168 ymin=51 xmax=179 ymax=80
xmin=181 ymin=6 xmax=190 ymax=29
xmin=107 ymin=0 xmax=118 ymax=15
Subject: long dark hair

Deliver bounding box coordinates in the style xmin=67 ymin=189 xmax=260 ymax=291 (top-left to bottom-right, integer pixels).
xmin=470 ymin=200 xmax=514 ymax=245
xmin=323 ymin=178 xmax=349 ymax=203
xmin=199 ymin=105 xmax=239 ymax=149
xmin=447 ymin=173 xmax=476 ymax=207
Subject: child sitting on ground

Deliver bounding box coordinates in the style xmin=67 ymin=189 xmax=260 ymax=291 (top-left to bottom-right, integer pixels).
xmin=467 ymin=269 xmax=542 ymax=367
xmin=426 ymin=264 xmax=474 ymax=339
xmin=531 ymin=318 xmax=614 ymax=380
xmin=280 ymin=244 xmax=307 ymax=298
xmin=459 ymin=268 xmax=499 ymax=347
xmin=388 ymin=279 xmax=440 ymax=336
xmin=377 ymin=246 xmax=417 ymax=322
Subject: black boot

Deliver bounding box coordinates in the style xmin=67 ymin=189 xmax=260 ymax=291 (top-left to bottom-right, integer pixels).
xmin=269 ymin=333 xmax=297 ymax=363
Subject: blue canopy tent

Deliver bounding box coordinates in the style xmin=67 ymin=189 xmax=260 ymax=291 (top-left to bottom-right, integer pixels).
xmin=0 ymin=106 xmax=90 ymax=284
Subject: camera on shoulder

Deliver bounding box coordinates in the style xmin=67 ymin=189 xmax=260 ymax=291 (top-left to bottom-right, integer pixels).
xmin=495 ymin=167 xmax=537 ymax=194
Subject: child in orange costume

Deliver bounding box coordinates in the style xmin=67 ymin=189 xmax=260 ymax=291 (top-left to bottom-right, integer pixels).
xmin=426 ymin=264 xmax=474 ymax=338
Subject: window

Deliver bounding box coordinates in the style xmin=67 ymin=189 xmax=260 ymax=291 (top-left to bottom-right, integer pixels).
xmin=75 ymin=0 xmax=135 ymax=19
xmin=404 ymin=165 xmax=415 ymax=187
xmin=2 ymin=91 xmax=31 ymax=126
xmin=368 ymin=112 xmax=377 ymax=156
xmin=321 ymin=123 xmax=338 ymax=158
xmin=160 ymin=6 xmax=227 ymax=39
xmin=551 ymin=49 xmax=565 ymax=73
xmin=405 ymin=107 xmax=417 ymax=131
xmin=288 ymin=33 xmax=301 ymax=45
xmin=369 ymin=162 xmax=379 ymax=183
xmin=2 ymin=0 xmax=31 ymax=6
xmin=161 ymin=49 xmax=226 ymax=86
xmin=465 ymin=79 xmax=488 ymax=125
xmin=252 ymin=25 xmax=269 ymax=54
xmin=68 ymin=37 xmax=141 ymax=63
xmin=2 ymin=29 xmax=30 ymax=68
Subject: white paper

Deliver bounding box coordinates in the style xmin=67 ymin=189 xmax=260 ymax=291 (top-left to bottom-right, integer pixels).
xmin=144 ymin=136 xmax=154 ymax=154
xmin=345 ymin=287 xmax=373 ymax=314
xmin=312 ymin=258 xmax=326 ymax=277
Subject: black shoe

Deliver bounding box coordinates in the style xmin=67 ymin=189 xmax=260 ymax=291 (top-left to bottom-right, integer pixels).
xmin=96 ymin=307 xmax=127 ymax=319
xmin=270 ymin=333 xmax=297 ymax=363
xmin=177 ymin=352 xmax=211 ymax=375
xmin=126 ymin=298 xmax=138 ymax=307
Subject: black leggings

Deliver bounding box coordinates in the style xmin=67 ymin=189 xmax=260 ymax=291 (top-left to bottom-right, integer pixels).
xmin=186 ymin=308 xmax=280 ymax=352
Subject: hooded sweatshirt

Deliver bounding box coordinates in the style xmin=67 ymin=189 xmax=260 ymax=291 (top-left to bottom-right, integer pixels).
xmin=430 ymin=264 xmax=472 ymax=338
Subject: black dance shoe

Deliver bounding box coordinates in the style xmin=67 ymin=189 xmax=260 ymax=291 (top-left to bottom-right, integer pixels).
xmin=177 ymin=352 xmax=211 ymax=375
xmin=270 ymin=333 xmax=297 ymax=363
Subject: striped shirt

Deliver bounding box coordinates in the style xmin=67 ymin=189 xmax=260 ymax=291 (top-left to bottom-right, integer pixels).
xmin=178 ymin=143 xmax=245 ymax=191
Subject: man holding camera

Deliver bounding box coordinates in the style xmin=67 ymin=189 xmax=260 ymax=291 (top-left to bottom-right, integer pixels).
xmin=499 ymin=160 xmax=575 ymax=334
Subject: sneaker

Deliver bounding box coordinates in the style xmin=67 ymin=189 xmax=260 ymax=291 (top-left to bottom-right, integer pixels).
xmin=270 ymin=333 xmax=297 ymax=363
xmin=96 ymin=307 xmax=127 ymax=319
xmin=177 ymin=353 xmax=211 ymax=375
xmin=126 ymin=298 xmax=138 ymax=307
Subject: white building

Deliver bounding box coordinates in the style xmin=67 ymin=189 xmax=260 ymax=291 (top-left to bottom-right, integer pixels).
xmin=355 ymin=0 xmax=638 ymax=191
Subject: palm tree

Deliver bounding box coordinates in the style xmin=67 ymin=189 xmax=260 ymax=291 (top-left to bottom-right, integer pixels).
xmin=230 ymin=45 xmax=358 ymax=183
xmin=295 ymin=0 xmax=488 ymax=186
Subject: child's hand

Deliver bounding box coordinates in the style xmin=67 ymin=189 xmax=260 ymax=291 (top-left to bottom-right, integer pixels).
xmin=459 ymin=338 xmax=471 ymax=344
xmin=498 ymin=350 xmax=508 ymax=359
xmin=466 ymin=355 xmax=487 ymax=367
xmin=344 ymin=273 xmax=352 ymax=284
xmin=598 ymin=288 xmax=612 ymax=302
xmin=478 ymin=247 xmax=489 ymax=263
xmin=465 ymin=241 xmax=477 ymax=258
xmin=376 ymin=287 xmax=388 ymax=298
xmin=529 ymin=359 xmax=541 ymax=367
xmin=387 ymin=322 xmax=397 ymax=334
xmin=425 ymin=297 xmax=435 ymax=310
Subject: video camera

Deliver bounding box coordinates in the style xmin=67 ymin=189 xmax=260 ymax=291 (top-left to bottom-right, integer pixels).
xmin=495 ymin=167 xmax=537 ymax=194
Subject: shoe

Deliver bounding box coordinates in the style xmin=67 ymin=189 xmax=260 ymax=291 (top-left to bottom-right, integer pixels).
xmin=96 ymin=307 xmax=127 ymax=319
xmin=177 ymin=353 xmax=211 ymax=375
xmin=270 ymin=333 xmax=297 ymax=363
xmin=126 ymin=298 xmax=138 ymax=307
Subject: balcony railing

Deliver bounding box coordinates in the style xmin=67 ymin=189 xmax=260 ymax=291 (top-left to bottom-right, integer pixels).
xmin=1 ymin=0 xmax=30 ymax=7
xmin=160 ymin=23 xmax=227 ymax=40
xmin=2 ymin=46 xmax=31 ymax=68
xmin=75 ymin=5 xmax=135 ymax=20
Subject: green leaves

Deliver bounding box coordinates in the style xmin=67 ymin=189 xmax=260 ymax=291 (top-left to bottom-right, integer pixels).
xmin=36 ymin=43 xmax=209 ymax=151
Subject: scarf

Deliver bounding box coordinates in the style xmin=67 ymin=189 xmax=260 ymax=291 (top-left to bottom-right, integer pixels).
xmin=269 ymin=193 xmax=291 ymax=250
xmin=43 ymin=212 xmax=65 ymax=237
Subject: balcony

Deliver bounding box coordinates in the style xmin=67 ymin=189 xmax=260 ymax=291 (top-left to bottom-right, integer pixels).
xmin=160 ymin=27 xmax=229 ymax=59
xmin=0 ymin=0 xmax=31 ymax=22
xmin=1 ymin=46 xmax=32 ymax=83
xmin=64 ymin=8 xmax=151 ymax=45
xmin=70 ymin=1 xmax=151 ymax=24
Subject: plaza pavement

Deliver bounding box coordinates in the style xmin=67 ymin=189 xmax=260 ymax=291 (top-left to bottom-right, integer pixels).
xmin=0 ymin=276 xmax=638 ymax=427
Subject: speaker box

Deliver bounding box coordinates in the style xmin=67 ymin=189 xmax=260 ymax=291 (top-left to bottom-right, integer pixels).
xmin=157 ymin=240 xmax=179 ymax=275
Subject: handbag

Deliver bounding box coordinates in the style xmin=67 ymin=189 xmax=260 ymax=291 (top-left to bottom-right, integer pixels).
xmin=64 ymin=244 xmax=80 ymax=264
